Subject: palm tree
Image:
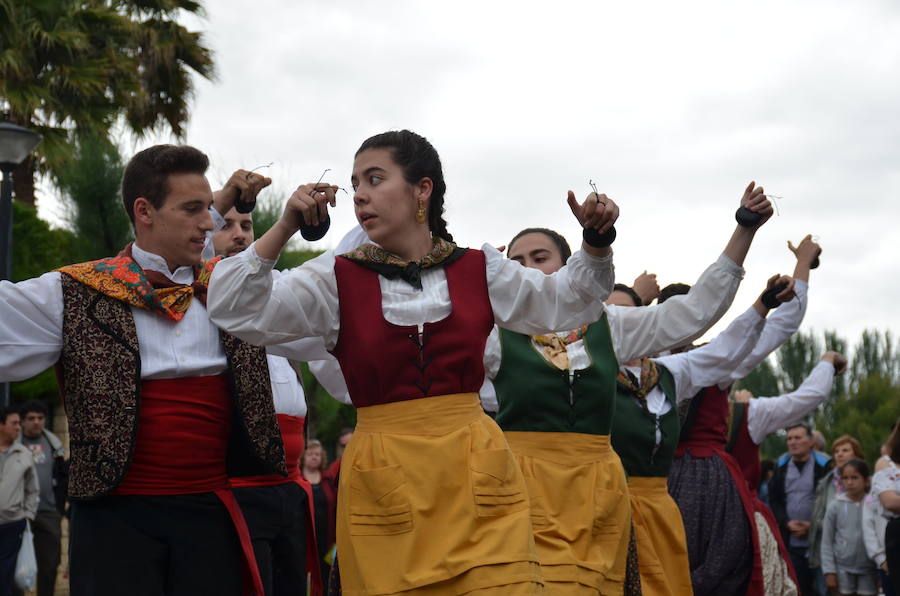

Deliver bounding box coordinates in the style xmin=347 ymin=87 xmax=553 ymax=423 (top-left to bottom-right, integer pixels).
xmin=0 ymin=0 xmax=215 ymax=205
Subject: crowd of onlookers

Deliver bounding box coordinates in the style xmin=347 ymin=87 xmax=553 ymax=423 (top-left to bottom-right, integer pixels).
xmin=758 ymin=421 xmax=900 ymax=596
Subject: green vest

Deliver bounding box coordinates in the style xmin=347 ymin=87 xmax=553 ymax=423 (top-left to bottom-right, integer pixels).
xmin=493 ymin=317 xmax=619 ymax=435
xmin=611 ymin=365 xmax=680 ymax=477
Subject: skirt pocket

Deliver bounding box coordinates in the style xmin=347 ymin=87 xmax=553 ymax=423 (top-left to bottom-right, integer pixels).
xmin=349 ymin=464 xmax=413 ymax=536
xmin=470 ymin=448 xmax=528 ymax=517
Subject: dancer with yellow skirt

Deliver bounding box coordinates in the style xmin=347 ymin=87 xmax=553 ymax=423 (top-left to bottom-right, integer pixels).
xmin=483 ymin=182 xmax=774 ymax=595
xmin=608 ymin=273 xmax=796 ymax=596
xmin=208 ymin=130 xmax=622 ymax=595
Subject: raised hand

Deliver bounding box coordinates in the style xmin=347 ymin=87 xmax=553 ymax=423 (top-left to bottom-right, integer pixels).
xmin=788 ymin=234 xmax=822 ymax=268
xmin=755 ymin=273 xmax=796 ymax=314
xmin=281 ymin=182 xmax=338 ymax=232
xmin=633 ymin=271 xmax=660 ymax=305
xmin=821 ymin=351 xmax=848 ymax=375
xmin=218 ymin=169 xmax=273 ymax=214
xmin=567 ymin=191 xmax=619 ymax=235
xmin=735 ymin=181 xmax=774 ymax=228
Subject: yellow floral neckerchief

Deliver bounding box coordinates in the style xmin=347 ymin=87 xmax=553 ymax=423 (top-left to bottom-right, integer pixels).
xmin=57 ymin=243 xmax=220 ymax=322
xmin=531 ymin=325 xmax=589 ymax=370
xmin=616 ymin=358 xmax=662 ymax=400
xmin=339 ymin=237 xmax=465 ymax=289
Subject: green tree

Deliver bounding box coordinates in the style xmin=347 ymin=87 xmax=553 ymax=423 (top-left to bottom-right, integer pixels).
xmin=777 ymin=330 xmax=821 ymax=391
xmin=851 ymin=330 xmax=899 ymax=389
xmin=57 ymin=134 xmax=133 ymax=260
xmin=9 ymin=201 xmax=76 ymax=406
xmin=735 ymin=357 xmax=782 ymax=397
xmin=0 ymin=0 xmax=215 ymax=205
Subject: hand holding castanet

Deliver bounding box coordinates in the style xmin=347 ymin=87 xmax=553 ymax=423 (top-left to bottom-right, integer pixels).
xmin=567 ymin=191 xmax=618 ymax=247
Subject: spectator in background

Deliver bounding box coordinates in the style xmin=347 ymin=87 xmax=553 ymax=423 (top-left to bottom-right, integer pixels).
xmin=15 ymin=401 xmax=66 ymax=596
xmin=769 ymin=423 xmax=833 ymax=595
xmin=331 ymin=428 xmax=353 ymax=466
xmin=302 ymin=440 xmax=336 ymax=591
xmin=821 ymin=459 xmax=878 ymax=596
xmin=0 ymin=407 xmax=39 ymax=596
xmin=759 ymin=459 xmax=776 ymax=505
xmin=809 ymin=435 xmax=866 ymax=591
xmin=863 ymin=429 xmax=895 ymax=596
xmin=813 ymin=430 xmax=827 ymax=454
xmin=873 ymin=419 xmax=900 ymax=584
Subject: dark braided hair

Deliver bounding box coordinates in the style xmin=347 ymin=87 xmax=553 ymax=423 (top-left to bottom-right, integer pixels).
xmin=356 ymin=130 xmax=452 ymax=243
xmin=507 ymin=227 xmax=572 ymax=263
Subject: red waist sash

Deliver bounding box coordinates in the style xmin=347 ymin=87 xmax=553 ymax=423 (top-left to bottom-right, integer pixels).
xmin=229 ymin=414 xmax=323 ymax=596
xmin=112 ymin=375 xmax=264 ymax=596
xmin=231 ymin=414 xmax=305 ymax=487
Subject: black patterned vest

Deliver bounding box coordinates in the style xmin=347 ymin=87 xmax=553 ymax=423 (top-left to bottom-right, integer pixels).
xmin=58 ymin=274 xmax=286 ymax=499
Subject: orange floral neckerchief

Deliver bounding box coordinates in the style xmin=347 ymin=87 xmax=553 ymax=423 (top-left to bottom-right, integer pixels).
xmin=57 ymin=244 xmax=220 ymax=322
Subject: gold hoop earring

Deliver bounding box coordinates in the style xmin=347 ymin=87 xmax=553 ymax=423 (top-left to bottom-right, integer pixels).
xmin=415 ymin=198 xmax=427 ymax=224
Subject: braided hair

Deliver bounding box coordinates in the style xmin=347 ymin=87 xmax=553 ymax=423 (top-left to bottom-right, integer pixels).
xmin=356 ymin=130 xmax=452 ymax=243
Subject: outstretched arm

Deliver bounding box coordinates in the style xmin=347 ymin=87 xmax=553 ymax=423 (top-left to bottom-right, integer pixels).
xmin=0 ymin=272 xmax=64 ymax=382
xmin=746 ymin=352 xmax=846 ymax=444
xmin=607 ymin=182 xmax=774 ymax=363
xmin=653 ymin=275 xmax=794 ymax=400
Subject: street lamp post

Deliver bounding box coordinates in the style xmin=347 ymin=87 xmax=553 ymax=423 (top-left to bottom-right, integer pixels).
xmin=0 ymin=122 xmax=43 ymax=407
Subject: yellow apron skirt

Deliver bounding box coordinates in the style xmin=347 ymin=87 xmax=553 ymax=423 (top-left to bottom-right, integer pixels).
xmin=627 ymin=477 xmax=693 ymax=596
xmin=337 ymin=394 xmax=543 ymax=595
xmin=504 ymin=432 xmax=631 ymax=596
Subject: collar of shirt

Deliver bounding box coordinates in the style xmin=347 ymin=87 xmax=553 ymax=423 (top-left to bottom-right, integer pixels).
xmin=132 ymin=243 xmax=195 ymax=285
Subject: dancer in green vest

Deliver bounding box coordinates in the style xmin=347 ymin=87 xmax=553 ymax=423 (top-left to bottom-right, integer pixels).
xmin=608 ymin=272 xmax=794 ymax=596
xmin=486 ymin=182 xmax=774 ymax=595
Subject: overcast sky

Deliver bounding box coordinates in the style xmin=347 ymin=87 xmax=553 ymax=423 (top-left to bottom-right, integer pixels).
xmin=39 ymin=0 xmax=900 ymax=355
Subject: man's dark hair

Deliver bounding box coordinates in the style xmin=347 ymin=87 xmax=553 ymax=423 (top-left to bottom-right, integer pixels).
xmin=787 ymin=422 xmax=813 ymax=438
xmin=0 ymin=406 xmax=19 ymax=425
xmin=19 ymin=400 xmax=48 ymax=418
xmin=659 ymin=283 xmax=691 ymax=304
xmin=338 ymin=427 xmax=354 ymax=439
xmin=508 ymin=228 xmax=572 ymax=263
xmin=613 ymin=283 xmax=642 ymax=307
xmin=121 ymin=144 xmax=210 ymax=224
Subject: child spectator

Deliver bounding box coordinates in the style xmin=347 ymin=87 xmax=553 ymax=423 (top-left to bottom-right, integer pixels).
xmin=822 ymin=459 xmax=878 ymax=596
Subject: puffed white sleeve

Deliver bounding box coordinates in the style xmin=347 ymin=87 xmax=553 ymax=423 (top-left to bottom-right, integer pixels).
xmin=607 ymin=254 xmax=744 ymax=364
xmin=207 ymin=243 xmax=341 ymax=349
xmin=746 ymin=361 xmax=835 ymax=444
xmin=730 ymin=280 xmax=808 ymax=380
xmin=307 ymin=357 xmax=353 ymax=405
xmin=484 ymin=244 xmax=614 ymax=334
xmin=654 ymin=306 xmax=766 ymax=402
xmin=0 ymin=272 xmax=65 ymax=381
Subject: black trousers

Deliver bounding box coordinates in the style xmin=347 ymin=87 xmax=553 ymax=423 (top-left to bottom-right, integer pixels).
xmin=69 ymin=494 xmax=244 ymax=596
xmin=11 ymin=510 xmax=61 ymax=596
xmin=0 ymin=520 xmax=25 ymax=596
xmin=232 ymin=483 xmax=308 ymax=596
xmin=887 ymin=517 xmax=900 ymax=587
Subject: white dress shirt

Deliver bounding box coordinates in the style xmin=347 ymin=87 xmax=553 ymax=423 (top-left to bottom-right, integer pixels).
xmin=206 ymin=242 xmax=615 ymax=351
xmin=0 ymin=243 xmax=230 ymax=381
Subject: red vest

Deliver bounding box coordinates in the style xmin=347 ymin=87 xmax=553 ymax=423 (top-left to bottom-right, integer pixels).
xmin=331 ymin=250 xmax=493 ymax=408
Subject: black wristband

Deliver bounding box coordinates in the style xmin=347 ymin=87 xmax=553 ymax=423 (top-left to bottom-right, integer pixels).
xmin=299 ymin=216 xmax=330 ymax=241
xmin=735 ymin=206 xmax=763 ymax=227
xmin=760 ymin=282 xmax=788 ymax=309
xmin=582 ymin=226 xmax=617 ymax=248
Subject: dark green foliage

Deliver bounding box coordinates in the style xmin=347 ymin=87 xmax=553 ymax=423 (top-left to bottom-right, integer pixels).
xmin=9 ymin=201 xmax=76 ymax=404
xmin=0 ymin=0 xmax=215 ymax=204
xmin=56 ymin=135 xmax=133 ymax=261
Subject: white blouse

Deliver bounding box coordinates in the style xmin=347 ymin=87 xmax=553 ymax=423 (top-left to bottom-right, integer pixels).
xmin=631 ymin=305 xmax=767 ymax=417
xmin=206 ymin=242 xmax=615 ymax=351
xmin=746 ymin=361 xmax=835 ymax=444
xmin=483 ymin=253 xmax=745 ymax=381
